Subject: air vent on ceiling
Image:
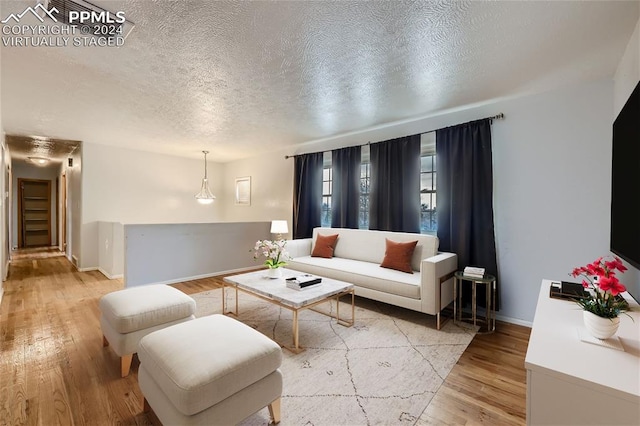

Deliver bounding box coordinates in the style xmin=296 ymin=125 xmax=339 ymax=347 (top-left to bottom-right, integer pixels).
xmin=42 ymin=0 xmax=134 ymax=39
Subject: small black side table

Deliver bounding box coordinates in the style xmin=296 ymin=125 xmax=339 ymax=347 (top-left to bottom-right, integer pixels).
xmin=454 ymin=271 xmax=496 ymax=333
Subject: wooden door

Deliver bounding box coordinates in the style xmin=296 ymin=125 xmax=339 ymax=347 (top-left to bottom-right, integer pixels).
xmin=18 ymin=179 xmax=52 ymax=248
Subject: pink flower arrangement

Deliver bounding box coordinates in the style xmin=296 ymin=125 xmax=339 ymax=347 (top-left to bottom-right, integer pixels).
xmin=252 ymin=239 xmax=290 ymax=269
xmin=570 ymin=256 xmax=629 ymax=318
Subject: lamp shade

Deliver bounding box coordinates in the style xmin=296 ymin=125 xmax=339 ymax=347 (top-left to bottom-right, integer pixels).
xmin=195 ymin=150 xmax=215 ymax=204
xmin=270 ymin=220 xmax=288 ymax=234
xmin=195 ymin=178 xmax=215 ymax=204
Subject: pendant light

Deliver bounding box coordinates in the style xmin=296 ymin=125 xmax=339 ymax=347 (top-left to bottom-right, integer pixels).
xmin=195 ymin=150 xmax=216 ymax=204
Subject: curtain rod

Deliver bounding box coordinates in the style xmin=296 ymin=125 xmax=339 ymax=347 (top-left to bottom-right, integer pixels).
xmin=284 ymin=112 xmax=504 ymax=159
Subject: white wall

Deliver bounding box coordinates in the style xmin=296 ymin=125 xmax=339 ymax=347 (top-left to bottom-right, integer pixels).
xmin=98 ymin=221 xmax=124 ymax=279
xmin=57 ymin=164 xmax=66 ymax=252
xmin=68 ymin=146 xmax=82 ymax=266
xmin=0 ymin=106 xmax=8 ymax=289
xmin=614 ymin=19 xmax=640 ymax=117
xmin=613 ymin=17 xmax=640 ymax=298
xmin=0 ymin=45 xmax=4 ymax=298
xmin=1 ymin=142 xmax=6 ymax=279
xmin=124 ymin=222 xmax=270 ymax=287
xmin=11 ymin=162 xmax=59 ymax=248
xmin=490 ymin=80 xmax=612 ymax=323
xmin=224 ymin=78 xmax=615 ymax=324
xmin=79 ymin=143 xmax=224 ymax=269
xmin=0 ymin=131 xmax=5 ymax=304
xmin=222 ymin=148 xmax=294 ymax=239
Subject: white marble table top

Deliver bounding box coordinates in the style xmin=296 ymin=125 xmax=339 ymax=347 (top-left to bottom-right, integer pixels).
xmin=223 ymin=268 xmax=354 ymax=309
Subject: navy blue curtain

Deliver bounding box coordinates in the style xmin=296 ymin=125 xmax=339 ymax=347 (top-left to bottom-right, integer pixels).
xmin=331 ymin=146 xmax=361 ymax=228
xmin=369 ymin=135 xmax=421 ymax=233
xmin=293 ymin=153 xmax=324 ymax=239
xmin=436 ymin=118 xmax=499 ymax=309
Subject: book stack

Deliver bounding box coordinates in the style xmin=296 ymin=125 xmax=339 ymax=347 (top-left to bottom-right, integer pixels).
xmin=463 ymin=266 xmax=485 ymax=279
xmin=285 ymin=274 xmax=322 ymax=290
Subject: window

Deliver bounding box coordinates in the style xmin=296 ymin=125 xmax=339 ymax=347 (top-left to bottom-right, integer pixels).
xmin=318 ymin=136 xmax=436 ymax=233
xmin=321 ymin=152 xmax=332 ymax=227
xmin=359 ymin=162 xmax=370 ymax=229
xmin=420 ymin=133 xmax=437 ymax=233
xmin=359 ymin=145 xmax=370 ymax=229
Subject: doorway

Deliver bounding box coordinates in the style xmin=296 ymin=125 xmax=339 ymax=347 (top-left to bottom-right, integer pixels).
xmin=5 ymin=135 xmax=81 ymax=264
xmin=18 ymin=178 xmax=52 ymax=248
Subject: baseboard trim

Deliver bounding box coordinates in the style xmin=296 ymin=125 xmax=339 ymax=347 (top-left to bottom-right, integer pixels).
xmin=458 ymin=306 xmax=532 ymax=328
xmin=124 ymin=265 xmax=259 ymax=288
xmin=77 ymin=267 xmax=98 ymax=272
xmin=0 ymin=288 xmax=4 ymax=306
xmin=495 ymin=314 xmax=532 ymax=328
xmin=97 ymin=268 xmax=123 ymax=280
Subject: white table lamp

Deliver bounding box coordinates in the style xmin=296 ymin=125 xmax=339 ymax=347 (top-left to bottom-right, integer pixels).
xmin=270 ymin=220 xmax=288 ymax=240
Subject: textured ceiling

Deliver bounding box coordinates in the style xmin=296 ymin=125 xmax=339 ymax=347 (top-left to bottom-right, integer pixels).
xmin=1 ymin=0 xmax=638 ymax=162
xmin=6 ymin=134 xmax=80 ymax=165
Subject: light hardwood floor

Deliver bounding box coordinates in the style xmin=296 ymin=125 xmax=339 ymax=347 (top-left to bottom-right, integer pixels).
xmin=0 ymin=255 xmax=530 ymax=425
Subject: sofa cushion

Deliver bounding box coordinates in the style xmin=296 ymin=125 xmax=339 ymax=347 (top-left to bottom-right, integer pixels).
xmin=312 ymin=227 xmax=438 ymax=271
xmin=380 ymin=239 xmax=418 ymax=273
xmin=311 ymin=233 xmax=339 ymax=258
xmin=287 ymin=256 xmax=420 ymax=299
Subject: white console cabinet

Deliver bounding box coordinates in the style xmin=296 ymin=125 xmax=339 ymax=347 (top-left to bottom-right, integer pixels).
xmin=525 ymin=280 xmax=640 ymax=425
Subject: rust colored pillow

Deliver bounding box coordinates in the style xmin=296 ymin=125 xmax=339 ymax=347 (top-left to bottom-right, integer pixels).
xmin=311 ymin=233 xmax=339 ymax=258
xmin=380 ymin=239 xmax=418 ymax=273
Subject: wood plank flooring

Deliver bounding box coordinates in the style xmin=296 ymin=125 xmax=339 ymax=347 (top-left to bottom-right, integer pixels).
xmin=418 ymin=322 xmax=531 ymax=425
xmin=0 ymin=256 xmax=530 ymax=425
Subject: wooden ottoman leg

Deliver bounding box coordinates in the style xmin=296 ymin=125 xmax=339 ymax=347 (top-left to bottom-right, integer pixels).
xmin=268 ymin=397 xmax=281 ymax=424
xmin=103 ymin=335 xmax=109 ymax=347
xmin=121 ymin=354 xmax=133 ymax=377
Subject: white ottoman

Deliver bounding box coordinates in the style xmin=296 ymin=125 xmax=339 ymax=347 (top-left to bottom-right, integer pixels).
xmin=138 ymin=314 xmax=283 ymax=425
xmin=99 ymin=284 xmax=196 ymax=377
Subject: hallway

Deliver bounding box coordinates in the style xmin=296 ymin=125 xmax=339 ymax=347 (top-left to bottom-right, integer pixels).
xmin=10 ymin=247 xmax=65 ymax=261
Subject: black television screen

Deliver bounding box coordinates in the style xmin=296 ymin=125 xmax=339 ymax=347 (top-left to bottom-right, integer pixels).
xmin=610 ymin=79 xmax=640 ymax=299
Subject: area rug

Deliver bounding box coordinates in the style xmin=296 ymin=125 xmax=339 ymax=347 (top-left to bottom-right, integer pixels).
xmin=191 ymin=288 xmax=477 ymax=426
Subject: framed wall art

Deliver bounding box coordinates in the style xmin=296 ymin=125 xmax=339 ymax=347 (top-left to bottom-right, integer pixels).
xmin=235 ymin=176 xmax=251 ymax=205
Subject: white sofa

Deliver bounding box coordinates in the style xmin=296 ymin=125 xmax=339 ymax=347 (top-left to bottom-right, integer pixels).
xmin=286 ymin=227 xmax=458 ymax=329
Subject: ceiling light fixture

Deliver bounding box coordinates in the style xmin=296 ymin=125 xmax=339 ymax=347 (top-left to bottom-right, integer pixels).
xmin=28 ymin=156 xmax=49 ymax=166
xmin=195 ymin=150 xmax=216 ymax=204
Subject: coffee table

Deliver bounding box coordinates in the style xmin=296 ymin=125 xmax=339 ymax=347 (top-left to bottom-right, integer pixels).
xmin=223 ymin=268 xmax=355 ymax=353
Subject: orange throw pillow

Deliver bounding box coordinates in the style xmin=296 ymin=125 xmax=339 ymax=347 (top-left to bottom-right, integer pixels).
xmin=311 ymin=234 xmax=339 ymax=258
xmin=380 ymin=239 xmax=418 ymax=273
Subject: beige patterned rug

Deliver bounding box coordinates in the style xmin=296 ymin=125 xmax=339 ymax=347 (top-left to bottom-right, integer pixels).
xmin=191 ymin=289 xmax=477 ymax=426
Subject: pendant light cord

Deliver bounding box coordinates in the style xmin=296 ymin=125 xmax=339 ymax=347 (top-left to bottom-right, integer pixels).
xmin=202 ymin=150 xmax=209 ymax=179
